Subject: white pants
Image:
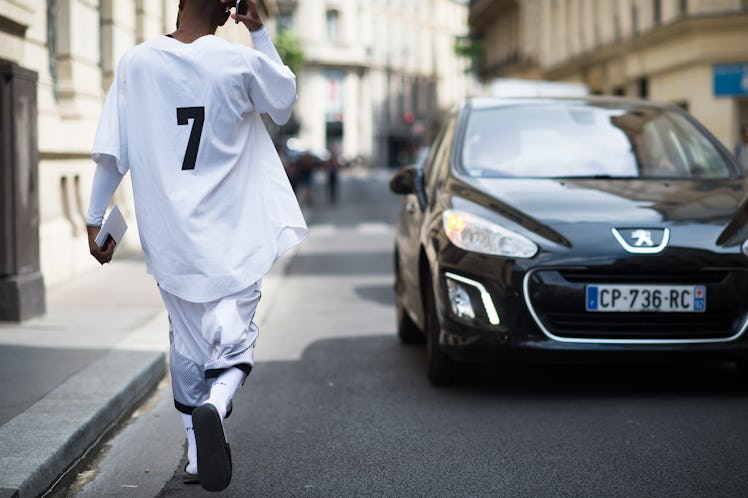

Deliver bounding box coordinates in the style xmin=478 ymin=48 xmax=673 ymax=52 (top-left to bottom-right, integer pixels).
xmin=159 ymin=281 xmax=261 ymax=414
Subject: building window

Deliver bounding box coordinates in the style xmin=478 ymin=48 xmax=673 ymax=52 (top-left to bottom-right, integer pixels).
xmin=680 ymin=0 xmax=688 ymax=15
xmin=98 ymin=6 xmax=104 ymax=71
xmin=653 ymin=0 xmax=662 ymax=24
xmin=326 ymin=9 xmax=339 ymax=43
xmin=47 ymin=0 xmax=58 ymax=99
xmin=136 ymin=0 xmax=146 ymax=43
xmin=592 ymin=0 xmax=600 ymax=45
xmin=631 ymin=4 xmax=639 ymax=35
xmin=638 ymin=77 xmax=649 ymax=99
xmin=99 ymin=0 xmax=116 ymax=88
xmin=324 ymin=70 xmax=345 ymax=123
xmin=614 ymin=13 xmax=621 ymax=41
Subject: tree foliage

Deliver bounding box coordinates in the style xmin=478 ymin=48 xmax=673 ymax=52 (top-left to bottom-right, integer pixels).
xmin=454 ymin=35 xmax=482 ymax=75
xmin=275 ymin=30 xmax=305 ymax=76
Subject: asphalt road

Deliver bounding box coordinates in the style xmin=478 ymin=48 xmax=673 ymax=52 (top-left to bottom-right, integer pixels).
xmin=60 ymin=170 xmax=748 ymax=497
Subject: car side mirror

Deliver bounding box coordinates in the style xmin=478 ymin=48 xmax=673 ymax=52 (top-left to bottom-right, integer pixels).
xmin=389 ymin=165 xmax=423 ymax=195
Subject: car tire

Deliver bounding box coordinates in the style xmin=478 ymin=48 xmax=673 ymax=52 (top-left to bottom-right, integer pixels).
xmin=423 ymin=271 xmax=454 ymax=386
xmin=395 ymin=255 xmax=424 ymax=344
xmin=397 ymin=301 xmax=423 ymax=344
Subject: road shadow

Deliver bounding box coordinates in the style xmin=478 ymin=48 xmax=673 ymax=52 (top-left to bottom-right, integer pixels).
xmin=285 ymin=251 xmax=392 ymax=276
xmin=353 ymin=284 xmax=395 ymax=306
xmin=159 ymin=334 xmax=748 ymax=498
xmin=293 ymin=334 xmax=748 ymax=399
xmin=458 ymin=358 xmax=746 ymax=398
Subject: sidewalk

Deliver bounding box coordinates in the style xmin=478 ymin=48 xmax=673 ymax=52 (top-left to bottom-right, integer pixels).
xmin=0 ymin=249 xmax=292 ymax=498
xmin=0 ymin=252 xmax=167 ymax=497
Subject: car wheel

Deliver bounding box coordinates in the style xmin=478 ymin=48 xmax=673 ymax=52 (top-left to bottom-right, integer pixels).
xmin=397 ymin=301 xmax=423 ymax=344
xmin=395 ymin=256 xmax=424 ymax=344
xmin=423 ymin=270 xmax=454 ymax=386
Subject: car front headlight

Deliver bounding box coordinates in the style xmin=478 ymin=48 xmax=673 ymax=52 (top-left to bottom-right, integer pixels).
xmin=442 ymin=209 xmax=538 ymax=258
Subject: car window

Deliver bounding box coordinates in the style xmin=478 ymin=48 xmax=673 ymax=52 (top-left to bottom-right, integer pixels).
xmin=421 ymin=123 xmax=446 ymax=183
xmin=459 ymin=103 xmax=734 ymax=179
xmin=425 ymin=114 xmax=457 ymax=188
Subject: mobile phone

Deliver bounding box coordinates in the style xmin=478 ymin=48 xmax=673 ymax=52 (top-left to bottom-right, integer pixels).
xmin=99 ymin=233 xmax=114 ymax=251
xmin=235 ymin=0 xmax=248 ymax=23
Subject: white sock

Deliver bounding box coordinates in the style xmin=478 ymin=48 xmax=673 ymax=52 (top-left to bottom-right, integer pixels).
xmin=180 ymin=413 xmax=197 ymax=475
xmin=204 ymin=367 xmax=245 ymax=419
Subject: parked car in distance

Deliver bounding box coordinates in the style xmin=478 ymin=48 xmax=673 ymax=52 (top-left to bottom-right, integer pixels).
xmin=390 ymin=95 xmax=748 ymax=385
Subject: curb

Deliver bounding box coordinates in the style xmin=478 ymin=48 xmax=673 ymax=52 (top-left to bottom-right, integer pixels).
xmin=0 ymin=349 xmax=166 ymax=497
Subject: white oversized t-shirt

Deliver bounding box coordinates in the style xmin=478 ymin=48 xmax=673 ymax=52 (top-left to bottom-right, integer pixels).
xmin=92 ymin=34 xmax=308 ymax=302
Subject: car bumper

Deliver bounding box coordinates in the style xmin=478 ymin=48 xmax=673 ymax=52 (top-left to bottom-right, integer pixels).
xmin=435 ymin=263 xmax=748 ymax=364
xmin=439 ymin=319 xmax=748 ymax=364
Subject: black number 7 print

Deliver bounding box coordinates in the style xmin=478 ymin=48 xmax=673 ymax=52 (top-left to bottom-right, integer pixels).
xmin=176 ymin=107 xmax=205 ymax=170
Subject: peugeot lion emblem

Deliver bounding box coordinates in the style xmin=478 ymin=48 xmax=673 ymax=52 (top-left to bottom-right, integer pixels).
xmin=630 ymin=229 xmax=654 ymax=247
xmin=611 ymin=228 xmax=670 ymax=254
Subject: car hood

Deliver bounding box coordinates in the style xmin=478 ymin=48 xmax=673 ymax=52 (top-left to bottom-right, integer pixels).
xmin=467 ymin=177 xmax=745 ymax=227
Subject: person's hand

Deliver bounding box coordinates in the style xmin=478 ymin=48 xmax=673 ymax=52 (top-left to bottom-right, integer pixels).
xmin=87 ymin=225 xmax=116 ymax=265
xmin=228 ymin=0 xmax=263 ymax=31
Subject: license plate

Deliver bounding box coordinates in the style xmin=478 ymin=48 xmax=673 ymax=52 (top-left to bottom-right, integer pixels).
xmin=585 ymin=285 xmax=706 ymax=312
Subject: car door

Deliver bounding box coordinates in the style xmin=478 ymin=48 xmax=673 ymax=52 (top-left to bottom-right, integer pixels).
xmin=394 ymin=159 xmax=431 ymax=328
xmin=396 ymin=114 xmax=457 ymax=327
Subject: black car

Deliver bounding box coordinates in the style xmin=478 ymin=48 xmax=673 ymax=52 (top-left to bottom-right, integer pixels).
xmin=390 ymin=96 xmax=748 ymax=385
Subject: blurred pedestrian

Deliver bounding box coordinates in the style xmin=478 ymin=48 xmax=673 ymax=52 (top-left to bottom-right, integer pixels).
xmin=325 ymin=144 xmax=342 ymax=204
xmin=734 ymin=124 xmax=748 ymax=173
xmin=278 ymin=143 xmax=299 ymax=192
xmin=296 ymin=150 xmax=317 ymax=205
xmin=85 ymin=0 xmax=307 ymax=491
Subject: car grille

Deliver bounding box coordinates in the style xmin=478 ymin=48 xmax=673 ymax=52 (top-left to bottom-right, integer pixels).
xmin=524 ymin=269 xmax=748 ymax=342
xmin=543 ymin=312 xmax=741 ymax=340
xmin=559 ymin=271 xmax=728 ymax=285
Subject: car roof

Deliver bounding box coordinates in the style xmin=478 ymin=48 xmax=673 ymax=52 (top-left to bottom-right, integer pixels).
xmin=465 ymin=95 xmax=678 ymax=112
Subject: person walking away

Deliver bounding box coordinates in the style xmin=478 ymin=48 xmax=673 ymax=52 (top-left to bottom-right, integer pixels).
xmin=85 ymin=0 xmax=307 ymax=491
xmin=325 ymin=144 xmax=342 ymax=204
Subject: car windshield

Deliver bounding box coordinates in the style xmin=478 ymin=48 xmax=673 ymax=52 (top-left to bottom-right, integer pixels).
xmin=460 ymin=102 xmax=734 ymax=179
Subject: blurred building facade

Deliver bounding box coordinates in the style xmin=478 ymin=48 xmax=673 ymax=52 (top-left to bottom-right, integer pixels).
xmin=276 ymin=0 xmax=471 ymax=167
xmin=1 ymin=0 xmax=469 ymax=288
xmin=469 ymin=0 xmax=748 ymax=150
